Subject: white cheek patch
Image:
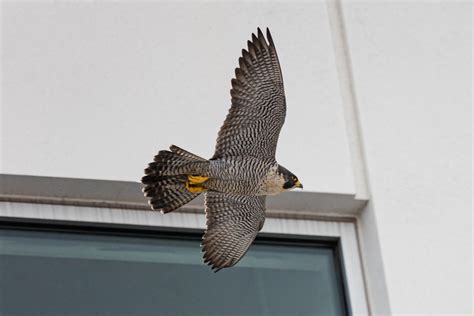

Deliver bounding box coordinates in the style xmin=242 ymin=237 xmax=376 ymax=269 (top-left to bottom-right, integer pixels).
xmin=263 ymin=167 xmax=286 ymax=195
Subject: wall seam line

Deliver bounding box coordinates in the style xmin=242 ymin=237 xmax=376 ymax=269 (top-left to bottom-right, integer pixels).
xmin=326 ymin=1 xmax=375 ymax=314
xmin=326 ymin=0 xmax=371 ymax=201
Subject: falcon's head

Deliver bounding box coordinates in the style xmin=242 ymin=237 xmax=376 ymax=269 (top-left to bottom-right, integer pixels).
xmin=278 ymin=165 xmax=303 ymax=190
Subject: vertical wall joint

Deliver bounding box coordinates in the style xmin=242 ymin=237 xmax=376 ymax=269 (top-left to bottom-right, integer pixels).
xmin=326 ymin=0 xmax=371 ymax=200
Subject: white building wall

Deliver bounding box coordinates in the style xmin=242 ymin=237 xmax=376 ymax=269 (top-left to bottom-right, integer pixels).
xmin=1 ymin=1 xmax=354 ymax=194
xmin=342 ymin=1 xmax=472 ymax=314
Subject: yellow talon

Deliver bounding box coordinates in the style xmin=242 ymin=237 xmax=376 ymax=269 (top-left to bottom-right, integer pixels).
xmin=186 ymin=185 xmax=208 ymax=193
xmin=188 ymin=175 xmax=209 ymax=185
xmin=185 ymin=175 xmax=209 ymax=193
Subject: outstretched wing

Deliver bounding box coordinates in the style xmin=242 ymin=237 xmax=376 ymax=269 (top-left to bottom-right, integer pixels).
xmin=202 ymin=192 xmax=266 ymax=271
xmin=212 ymin=28 xmax=286 ymax=160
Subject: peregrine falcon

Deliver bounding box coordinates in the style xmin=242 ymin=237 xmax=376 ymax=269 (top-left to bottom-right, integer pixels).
xmin=142 ymin=28 xmax=302 ymax=271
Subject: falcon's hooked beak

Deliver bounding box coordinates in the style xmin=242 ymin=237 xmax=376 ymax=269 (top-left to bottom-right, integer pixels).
xmin=295 ymin=180 xmax=303 ymax=189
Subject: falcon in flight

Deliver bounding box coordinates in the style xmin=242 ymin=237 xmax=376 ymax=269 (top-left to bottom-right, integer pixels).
xmin=142 ymin=28 xmax=302 ymax=271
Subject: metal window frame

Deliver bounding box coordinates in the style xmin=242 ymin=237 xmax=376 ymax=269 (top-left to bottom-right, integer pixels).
xmin=0 ymin=175 xmax=369 ymax=315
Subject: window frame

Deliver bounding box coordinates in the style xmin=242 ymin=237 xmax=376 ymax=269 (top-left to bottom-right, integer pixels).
xmin=0 ymin=175 xmax=370 ymax=314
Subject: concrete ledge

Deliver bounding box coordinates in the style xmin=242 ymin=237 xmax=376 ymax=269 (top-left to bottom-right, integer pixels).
xmin=0 ymin=174 xmax=367 ymax=220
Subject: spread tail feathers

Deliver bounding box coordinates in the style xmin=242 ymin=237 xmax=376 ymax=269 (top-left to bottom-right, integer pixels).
xmin=141 ymin=145 xmax=209 ymax=213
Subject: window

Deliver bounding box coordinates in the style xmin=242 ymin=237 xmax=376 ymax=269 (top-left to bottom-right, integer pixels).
xmin=0 ymin=223 xmax=348 ymax=316
xmin=0 ymin=176 xmax=369 ymax=314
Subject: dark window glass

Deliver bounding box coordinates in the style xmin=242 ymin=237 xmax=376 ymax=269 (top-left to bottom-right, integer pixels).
xmin=0 ymin=226 xmax=347 ymax=316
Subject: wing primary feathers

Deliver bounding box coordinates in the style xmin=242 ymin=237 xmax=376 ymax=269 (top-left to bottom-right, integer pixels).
xmin=247 ymin=40 xmax=257 ymax=59
xmin=251 ymin=33 xmax=261 ymax=51
xmin=235 ymin=67 xmax=247 ymax=83
xmin=213 ymin=27 xmax=286 ymax=159
xmin=242 ymin=49 xmax=252 ymax=64
xmin=238 ymin=57 xmax=249 ymax=73
xmin=234 ymin=67 xmax=241 ymax=79
xmin=231 ymin=78 xmax=244 ymax=93
xmin=257 ymin=28 xmax=268 ymax=49
xmin=266 ymin=27 xmax=275 ymax=47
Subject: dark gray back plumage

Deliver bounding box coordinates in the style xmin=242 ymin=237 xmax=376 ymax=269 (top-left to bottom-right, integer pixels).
xmin=212 ymin=28 xmax=286 ymax=160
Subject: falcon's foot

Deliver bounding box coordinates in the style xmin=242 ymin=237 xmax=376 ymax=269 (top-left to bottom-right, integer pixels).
xmin=188 ymin=175 xmax=209 ymax=184
xmin=185 ymin=175 xmax=209 ymax=193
